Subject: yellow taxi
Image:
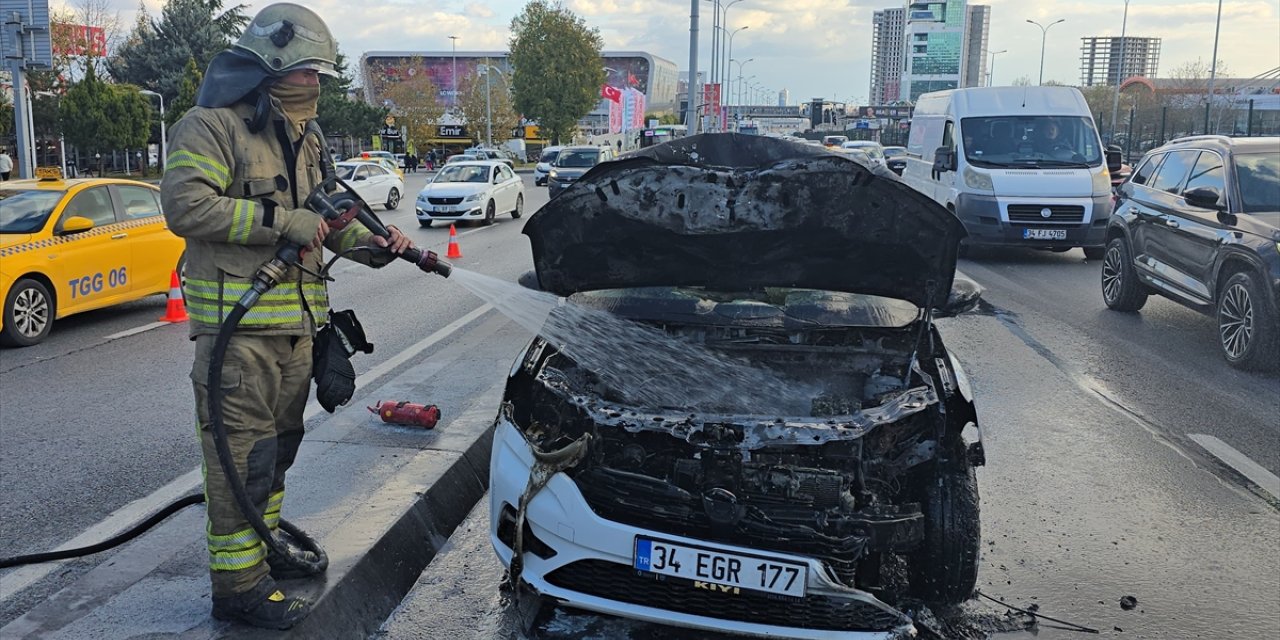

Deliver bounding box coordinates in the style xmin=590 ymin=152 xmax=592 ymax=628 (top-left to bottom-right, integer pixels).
xmin=0 ymin=170 xmax=186 ymax=347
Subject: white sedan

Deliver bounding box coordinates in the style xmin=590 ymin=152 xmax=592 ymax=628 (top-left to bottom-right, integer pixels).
xmin=336 ymin=161 xmax=406 ymax=210
xmin=415 ymin=161 xmax=525 ymax=227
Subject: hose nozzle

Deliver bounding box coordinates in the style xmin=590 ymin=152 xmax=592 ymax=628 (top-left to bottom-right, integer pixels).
xmin=411 ymin=249 xmax=452 ymax=278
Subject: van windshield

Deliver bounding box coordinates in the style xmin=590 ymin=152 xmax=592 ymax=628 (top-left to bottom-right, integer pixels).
xmin=961 ymin=116 xmax=1102 ymax=169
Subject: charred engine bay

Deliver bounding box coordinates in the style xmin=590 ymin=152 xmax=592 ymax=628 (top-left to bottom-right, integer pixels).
xmin=506 ymin=320 xmax=961 ymax=591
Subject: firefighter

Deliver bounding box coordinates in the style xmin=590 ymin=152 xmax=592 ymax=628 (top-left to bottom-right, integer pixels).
xmin=160 ymin=3 xmax=413 ymax=629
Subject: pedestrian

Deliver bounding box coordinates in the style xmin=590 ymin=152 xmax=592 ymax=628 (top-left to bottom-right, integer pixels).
xmin=408 ymin=153 xmax=418 ymax=173
xmin=0 ymin=148 xmax=12 ymax=181
xmin=159 ymin=3 xmax=414 ymax=630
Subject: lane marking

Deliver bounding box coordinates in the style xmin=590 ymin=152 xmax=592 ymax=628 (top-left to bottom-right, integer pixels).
xmin=1188 ymin=434 xmax=1280 ymax=501
xmin=103 ymin=321 xmax=168 ymax=342
xmin=0 ymin=303 xmax=496 ymax=602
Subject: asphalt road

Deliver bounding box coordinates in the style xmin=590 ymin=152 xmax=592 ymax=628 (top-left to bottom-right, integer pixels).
xmin=0 ymin=172 xmax=550 ymax=624
xmin=3 ymin=176 xmax=1277 ymax=638
xmin=379 ymin=247 xmax=1280 ymax=639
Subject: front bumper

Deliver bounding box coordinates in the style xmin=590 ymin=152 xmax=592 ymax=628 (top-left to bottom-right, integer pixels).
xmin=954 ymin=193 xmax=1110 ymax=249
xmin=415 ymin=201 xmax=485 ymax=221
xmin=488 ymin=418 xmax=916 ymax=639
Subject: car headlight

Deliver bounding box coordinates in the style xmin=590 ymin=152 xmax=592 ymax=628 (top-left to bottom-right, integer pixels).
xmin=549 ymin=170 xmax=558 ymax=179
xmin=464 ymin=192 xmax=483 ymax=202
xmin=1092 ymin=168 xmax=1112 ymax=196
xmin=962 ymin=166 xmax=994 ymax=192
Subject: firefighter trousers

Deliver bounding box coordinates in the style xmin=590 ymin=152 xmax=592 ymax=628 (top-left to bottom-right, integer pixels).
xmin=191 ymin=333 xmax=312 ymax=597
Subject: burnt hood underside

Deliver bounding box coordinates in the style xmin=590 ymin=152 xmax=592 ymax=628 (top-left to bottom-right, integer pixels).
xmin=524 ymin=133 xmax=966 ymax=309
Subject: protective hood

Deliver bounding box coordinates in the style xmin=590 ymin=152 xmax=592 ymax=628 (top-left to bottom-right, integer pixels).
xmin=196 ymin=49 xmax=275 ymax=108
xmin=523 ymin=133 xmax=966 ymax=309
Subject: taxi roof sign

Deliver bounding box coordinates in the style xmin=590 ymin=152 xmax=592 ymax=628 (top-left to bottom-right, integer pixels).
xmin=35 ymin=167 xmax=64 ymax=181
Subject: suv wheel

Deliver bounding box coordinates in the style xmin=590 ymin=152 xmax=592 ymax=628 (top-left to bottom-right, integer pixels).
xmin=1101 ymin=237 xmax=1148 ymax=312
xmin=1217 ymin=271 xmax=1278 ymax=370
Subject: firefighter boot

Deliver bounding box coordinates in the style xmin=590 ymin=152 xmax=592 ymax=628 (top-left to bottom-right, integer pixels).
xmin=266 ymin=529 xmax=326 ymax=580
xmin=211 ymin=577 xmax=311 ymax=630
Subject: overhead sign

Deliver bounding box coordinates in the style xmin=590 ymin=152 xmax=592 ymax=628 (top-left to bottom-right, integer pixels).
xmin=436 ymin=124 xmax=469 ymax=139
xmin=733 ymin=105 xmax=804 ymax=118
xmin=1 ymin=0 xmax=54 ymax=68
xmin=857 ymin=106 xmax=914 ymax=119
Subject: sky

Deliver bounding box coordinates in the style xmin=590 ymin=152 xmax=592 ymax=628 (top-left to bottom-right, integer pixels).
xmin=73 ymin=0 xmax=1280 ymax=106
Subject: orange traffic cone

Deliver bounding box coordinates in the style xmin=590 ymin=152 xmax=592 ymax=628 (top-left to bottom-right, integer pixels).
xmin=160 ymin=270 xmax=189 ymax=322
xmin=446 ymin=224 xmax=463 ymax=259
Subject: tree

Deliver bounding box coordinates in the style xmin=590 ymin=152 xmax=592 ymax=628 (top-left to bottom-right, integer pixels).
xmin=380 ymin=57 xmax=445 ymax=152
xmin=0 ymin=91 xmax=12 ymax=138
xmin=167 ymin=57 xmax=203 ymax=127
xmin=457 ymin=61 xmax=521 ymax=146
xmin=317 ymin=52 xmax=387 ymax=155
xmin=108 ymin=0 xmax=248 ymax=106
xmin=1011 ymin=76 xmax=1033 ymax=87
xmin=60 ymin=65 xmax=152 ymax=174
xmin=508 ymin=1 xmax=604 ymax=144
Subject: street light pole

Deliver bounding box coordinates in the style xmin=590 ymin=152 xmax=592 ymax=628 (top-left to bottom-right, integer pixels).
xmin=987 ymin=49 xmax=1007 ymax=86
xmin=726 ymin=26 xmax=748 ymax=110
xmin=140 ymin=90 xmax=166 ymax=167
xmin=449 ymin=36 xmax=459 ymax=112
xmin=1204 ymin=0 xmax=1224 ymax=134
xmin=1026 ymin=18 xmax=1065 ymax=85
xmin=719 ymin=0 xmax=747 ymax=131
xmin=483 ymin=60 xmax=493 ymax=147
xmin=686 ymin=0 xmax=700 ymax=132
xmin=1109 ymin=0 xmax=1130 ymax=144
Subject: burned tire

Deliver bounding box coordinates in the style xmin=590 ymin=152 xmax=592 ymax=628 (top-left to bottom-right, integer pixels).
xmin=907 ymin=462 xmax=980 ymax=605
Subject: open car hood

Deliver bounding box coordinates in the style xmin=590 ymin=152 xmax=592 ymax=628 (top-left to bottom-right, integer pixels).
xmin=524 ymin=133 xmax=966 ymax=309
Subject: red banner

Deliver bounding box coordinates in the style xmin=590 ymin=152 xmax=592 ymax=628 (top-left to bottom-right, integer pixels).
xmin=53 ymin=24 xmax=107 ymax=57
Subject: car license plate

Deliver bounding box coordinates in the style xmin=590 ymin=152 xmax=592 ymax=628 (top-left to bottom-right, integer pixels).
xmin=434 ymin=206 xmax=448 ymax=213
xmin=1023 ymin=228 xmax=1067 ymax=240
xmin=633 ymin=536 xmax=807 ymax=598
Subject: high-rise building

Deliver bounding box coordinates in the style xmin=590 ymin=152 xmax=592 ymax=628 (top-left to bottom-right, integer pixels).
xmin=778 ymin=88 xmax=791 ymax=106
xmin=1079 ymin=36 xmax=1161 ymax=87
xmin=962 ymin=4 xmax=990 ymax=88
xmin=897 ymin=1 xmax=990 ymax=101
xmin=870 ymin=7 xmax=906 ymax=105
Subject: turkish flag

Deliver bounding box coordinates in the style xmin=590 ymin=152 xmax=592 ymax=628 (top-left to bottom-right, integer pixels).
xmin=601 ymin=84 xmax=622 ymax=103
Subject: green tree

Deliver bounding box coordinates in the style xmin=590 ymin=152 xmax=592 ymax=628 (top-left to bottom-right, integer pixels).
xmin=108 ymin=0 xmax=248 ymax=106
xmin=458 ymin=61 xmax=520 ymax=146
xmin=60 ymin=65 xmax=153 ymax=174
xmin=380 ymin=57 xmax=445 ymax=151
xmin=0 ymin=91 xmax=12 ymax=138
xmin=167 ymin=57 xmax=203 ymax=127
xmin=508 ymin=1 xmax=604 ymax=144
xmin=318 ymin=52 xmax=388 ymax=143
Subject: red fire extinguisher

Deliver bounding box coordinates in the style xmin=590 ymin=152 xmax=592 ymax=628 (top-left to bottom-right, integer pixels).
xmin=368 ymin=401 xmax=441 ymax=429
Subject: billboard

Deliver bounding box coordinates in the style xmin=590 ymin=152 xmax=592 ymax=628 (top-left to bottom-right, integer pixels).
xmin=52 ymin=23 xmax=105 ymax=56
xmin=857 ymin=106 xmax=914 ymax=119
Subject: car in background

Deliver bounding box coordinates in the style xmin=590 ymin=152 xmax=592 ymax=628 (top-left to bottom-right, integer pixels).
xmin=883 ymin=146 xmax=907 ymax=175
xmin=415 ymin=161 xmax=525 ymax=227
xmin=822 ymin=134 xmax=849 ymax=147
xmin=534 ymin=146 xmax=564 ymax=186
xmin=0 ymin=173 xmax=185 ymax=347
xmin=547 ymin=146 xmax=616 ymax=199
xmin=1101 ymin=135 xmax=1280 ymax=370
xmin=464 ymin=147 xmax=517 ymax=169
xmin=840 ymin=141 xmax=887 ymax=170
xmin=335 ymin=161 xmax=406 ymax=210
xmin=346 ymin=152 xmax=404 ymax=179
xmin=445 ymin=153 xmax=481 ymax=165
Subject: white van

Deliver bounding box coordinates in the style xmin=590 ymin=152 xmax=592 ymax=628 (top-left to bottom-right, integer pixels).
xmin=901 ymin=87 xmax=1118 ymax=258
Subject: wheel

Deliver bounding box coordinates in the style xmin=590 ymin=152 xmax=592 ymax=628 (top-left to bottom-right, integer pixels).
xmin=418 ymin=219 xmax=432 ymax=228
xmin=957 ymin=243 xmax=970 ymax=258
xmin=1083 ymin=246 xmax=1106 ymax=260
xmin=1 ymin=278 xmax=55 ymax=347
xmin=1217 ymin=271 xmax=1279 ymax=370
xmin=907 ymin=458 xmax=980 ymax=605
xmin=385 ymin=188 xmax=401 ymax=210
xmin=483 ymin=200 xmax=496 ymax=226
xmin=511 ymin=194 xmax=524 ymax=219
xmin=1100 ymin=237 xmax=1148 ymax=312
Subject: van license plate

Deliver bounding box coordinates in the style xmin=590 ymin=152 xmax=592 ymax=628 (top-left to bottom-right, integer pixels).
xmin=633 ymin=536 xmax=807 ymax=598
xmin=1023 ymin=228 xmax=1067 ymax=240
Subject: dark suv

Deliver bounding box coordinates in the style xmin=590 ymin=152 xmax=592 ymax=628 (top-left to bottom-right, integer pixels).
xmin=1100 ymin=135 xmax=1280 ymax=369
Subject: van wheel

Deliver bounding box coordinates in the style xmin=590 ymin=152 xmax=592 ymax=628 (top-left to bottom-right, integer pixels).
xmin=1 ymin=278 xmax=55 ymax=347
xmin=1218 ymin=271 xmax=1279 ymax=371
xmin=1101 ymin=237 xmax=1147 ymax=312
xmin=1083 ymin=246 xmax=1106 ymax=260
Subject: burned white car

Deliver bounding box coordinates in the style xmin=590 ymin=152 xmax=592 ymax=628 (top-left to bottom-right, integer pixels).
xmin=489 ymin=134 xmax=985 ymax=639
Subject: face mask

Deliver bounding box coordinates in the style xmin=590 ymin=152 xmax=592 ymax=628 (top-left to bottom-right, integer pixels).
xmin=270 ymin=81 xmax=320 ymax=123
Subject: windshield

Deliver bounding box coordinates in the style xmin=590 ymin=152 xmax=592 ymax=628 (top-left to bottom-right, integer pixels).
xmin=336 ymin=165 xmax=359 ymax=180
xmin=961 ymin=116 xmax=1103 ymax=168
xmin=847 ymin=144 xmax=884 ymax=160
xmin=568 ymin=287 xmax=920 ymax=329
xmin=556 ymin=150 xmax=600 ymax=168
xmin=1235 ymin=152 xmax=1280 ymax=213
xmin=539 ymin=149 xmax=561 ymax=163
xmin=0 ymin=189 xmax=66 ymax=233
xmin=434 ymin=165 xmax=490 ymax=183
xmin=883 ymin=147 xmax=906 ymax=158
